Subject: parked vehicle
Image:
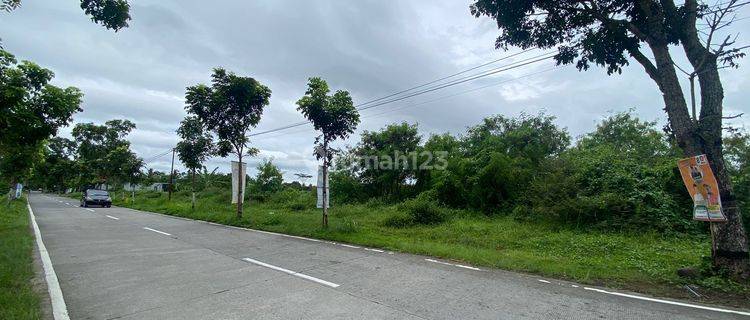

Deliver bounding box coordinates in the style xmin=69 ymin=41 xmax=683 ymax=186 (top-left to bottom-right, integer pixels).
xmin=80 ymin=189 xmax=112 ymax=208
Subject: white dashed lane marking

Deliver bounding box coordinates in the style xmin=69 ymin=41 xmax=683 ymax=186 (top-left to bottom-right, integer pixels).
xmin=242 ymin=257 xmax=340 ymax=288
xmin=143 ymin=227 xmax=171 ymax=236
xmin=425 ymin=258 xmax=481 ymax=271
xmin=106 ymin=215 xmax=119 ymax=220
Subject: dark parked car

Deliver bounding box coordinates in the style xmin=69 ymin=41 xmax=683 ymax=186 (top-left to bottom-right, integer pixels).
xmin=81 ymin=189 xmax=112 ymax=208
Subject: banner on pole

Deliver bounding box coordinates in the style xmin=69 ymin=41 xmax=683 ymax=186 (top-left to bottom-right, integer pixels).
xmin=231 ymin=161 xmax=247 ymax=204
xmin=316 ymin=165 xmax=329 ymax=209
xmin=678 ymin=154 xmax=727 ymax=222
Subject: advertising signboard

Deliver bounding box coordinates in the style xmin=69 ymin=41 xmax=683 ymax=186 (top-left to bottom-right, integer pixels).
xmin=677 ymin=154 xmax=727 ymax=222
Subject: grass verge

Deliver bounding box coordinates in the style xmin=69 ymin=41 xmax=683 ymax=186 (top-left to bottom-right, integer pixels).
xmin=0 ymin=197 xmax=42 ymax=320
xmin=91 ymin=189 xmax=750 ymax=308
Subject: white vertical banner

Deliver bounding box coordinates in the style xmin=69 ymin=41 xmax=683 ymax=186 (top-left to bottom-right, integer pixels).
xmin=231 ymin=161 xmax=247 ymax=204
xmin=15 ymin=183 xmax=23 ymax=199
xmin=316 ymin=165 xmax=329 ymax=209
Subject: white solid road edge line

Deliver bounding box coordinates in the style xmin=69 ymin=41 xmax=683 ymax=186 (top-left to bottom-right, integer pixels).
xmin=143 ymin=227 xmax=171 ymax=236
xmin=583 ymin=287 xmax=750 ymax=316
xmin=27 ymin=201 xmax=70 ymax=320
xmin=242 ymin=257 xmax=340 ymax=288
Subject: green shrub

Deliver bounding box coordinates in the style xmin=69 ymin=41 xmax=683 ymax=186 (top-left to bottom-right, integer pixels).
xmin=398 ymin=196 xmax=447 ymax=225
xmin=268 ymin=188 xmax=314 ymax=211
xmin=383 ymin=212 xmax=414 ymax=228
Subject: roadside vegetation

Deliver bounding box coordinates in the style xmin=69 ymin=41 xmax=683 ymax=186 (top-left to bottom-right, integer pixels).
xmin=0 ymin=198 xmax=42 ymax=320
xmin=67 ymin=111 xmax=750 ymax=306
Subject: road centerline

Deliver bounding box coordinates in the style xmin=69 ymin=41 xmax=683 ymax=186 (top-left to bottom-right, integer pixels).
xmin=143 ymin=227 xmax=172 ymax=236
xmin=242 ymin=257 xmax=340 ymax=288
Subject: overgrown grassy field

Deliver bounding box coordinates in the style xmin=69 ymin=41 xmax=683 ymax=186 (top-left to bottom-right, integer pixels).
xmin=0 ymin=197 xmax=42 ymax=320
xmin=98 ymin=189 xmax=749 ymax=306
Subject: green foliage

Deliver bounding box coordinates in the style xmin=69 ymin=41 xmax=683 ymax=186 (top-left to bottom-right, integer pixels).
xmin=70 ymin=119 xmax=142 ymax=189
xmin=267 ymin=187 xmax=315 ymax=211
xmin=80 ymin=0 xmax=131 ymax=31
xmin=251 ymin=159 xmax=284 ymax=198
xmin=521 ymin=113 xmax=697 ymax=233
xmin=724 ymin=129 xmax=750 ymax=232
xmin=353 ymin=122 xmax=421 ymax=201
xmin=296 ymin=77 xmax=360 ymax=163
xmin=3 ymin=1 xmax=130 ymax=31
xmin=176 ymin=116 xmax=214 ymax=173
xmin=0 ymin=198 xmax=42 ymax=319
xmin=432 ymin=112 xmax=568 ymax=213
xmin=186 ymin=68 xmax=271 ymax=160
xmin=329 ymin=168 xmax=367 ymax=204
xmin=396 ymin=193 xmax=448 ymax=225
xmin=0 ymin=49 xmax=82 ymax=185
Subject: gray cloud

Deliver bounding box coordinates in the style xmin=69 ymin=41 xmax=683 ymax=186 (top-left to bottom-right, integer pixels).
xmin=2 ymin=0 xmax=748 ymax=180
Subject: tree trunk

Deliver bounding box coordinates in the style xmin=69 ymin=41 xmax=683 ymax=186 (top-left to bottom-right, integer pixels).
xmin=693 ymin=60 xmax=749 ymax=277
xmin=191 ymin=169 xmax=196 ymax=210
xmin=322 ymin=140 xmax=329 ymax=228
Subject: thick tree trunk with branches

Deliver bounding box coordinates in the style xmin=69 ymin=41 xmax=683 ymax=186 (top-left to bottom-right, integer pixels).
xmin=626 ymin=0 xmax=750 ymax=277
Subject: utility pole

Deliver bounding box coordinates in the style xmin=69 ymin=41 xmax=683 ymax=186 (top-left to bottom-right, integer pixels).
xmin=168 ymin=148 xmax=175 ymax=201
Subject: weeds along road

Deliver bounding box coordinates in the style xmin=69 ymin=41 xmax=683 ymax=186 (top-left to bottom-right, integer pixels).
xmin=29 ymin=193 xmax=749 ymax=320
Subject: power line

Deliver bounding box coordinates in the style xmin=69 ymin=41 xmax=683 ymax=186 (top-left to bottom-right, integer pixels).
xmin=252 ymin=64 xmax=563 ymax=141
xmin=361 ymin=65 xmax=562 ymax=120
xmin=249 ymin=50 xmax=557 ymax=137
xmin=356 ymin=48 xmax=537 ymax=109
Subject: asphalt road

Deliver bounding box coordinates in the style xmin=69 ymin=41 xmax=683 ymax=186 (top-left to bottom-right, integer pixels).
xmin=29 ymin=193 xmax=749 ymax=320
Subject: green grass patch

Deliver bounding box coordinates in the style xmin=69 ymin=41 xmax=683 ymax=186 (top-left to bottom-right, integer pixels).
xmin=0 ymin=197 xmax=42 ymax=320
xmin=104 ymin=189 xmax=748 ymax=304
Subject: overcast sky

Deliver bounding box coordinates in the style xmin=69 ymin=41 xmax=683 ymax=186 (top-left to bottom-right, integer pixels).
xmin=1 ymin=0 xmax=748 ymax=181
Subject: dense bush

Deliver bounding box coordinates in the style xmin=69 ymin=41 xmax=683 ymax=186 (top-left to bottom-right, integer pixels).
xmin=268 ymin=187 xmax=315 ymax=211
xmin=724 ymin=129 xmax=750 ymax=232
xmin=394 ymin=192 xmax=448 ymax=225
xmin=517 ymin=113 xmax=699 ymax=232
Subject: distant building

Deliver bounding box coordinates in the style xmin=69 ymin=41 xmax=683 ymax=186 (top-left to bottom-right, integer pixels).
xmin=150 ymin=183 xmax=170 ymax=192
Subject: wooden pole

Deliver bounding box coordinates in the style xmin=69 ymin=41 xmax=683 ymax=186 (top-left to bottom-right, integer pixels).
xmin=168 ymin=148 xmax=175 ymax=201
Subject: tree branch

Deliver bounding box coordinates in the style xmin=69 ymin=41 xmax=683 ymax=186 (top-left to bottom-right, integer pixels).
xmin=626 ymin=47 xmax=661 ymax=84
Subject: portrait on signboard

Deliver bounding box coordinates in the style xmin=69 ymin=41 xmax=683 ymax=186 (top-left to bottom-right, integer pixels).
xmin=677 ymin=155 xmax=726 ymax=222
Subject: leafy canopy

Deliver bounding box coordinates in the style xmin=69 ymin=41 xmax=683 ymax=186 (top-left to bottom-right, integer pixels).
xmin=0 ymin=49 xmax=81 ymax=183
xmin=186 ymin=68 xmax=271 ymax=158
xmin=176 ymin=115 xmax=214 ymax=172
xmin=2 ymin=1 xmax=130 ymax=31
xmin=71 ymin=119 xmax=138 ymax=185
xmin=469 ymin=0 xmax=725 ymax=74
xmin=296 ymin=77 xmax=360 ymax=161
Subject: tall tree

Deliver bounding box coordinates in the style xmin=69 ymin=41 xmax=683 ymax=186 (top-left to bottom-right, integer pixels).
xmin=470 ymin=0 xmax=749 ymax=276
xmin=2 ymin=0 xmax=130 ymax=31
xmin=297 ymin=77 xmax=360 ymax=227
xmin=176 ymin=115 xmax=214 ymax=209
xmin=0 ymin=49 xmax=82 ymax=194
xmin=39 ymin=137 xmax=78 ymax=193
xmin=186 ymin=68 xmax=271 ymax=219
xmin=354 ymin=122 xmax=422 ymax=200
xmin=71 ymin=119 xmax=136 ymax=189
